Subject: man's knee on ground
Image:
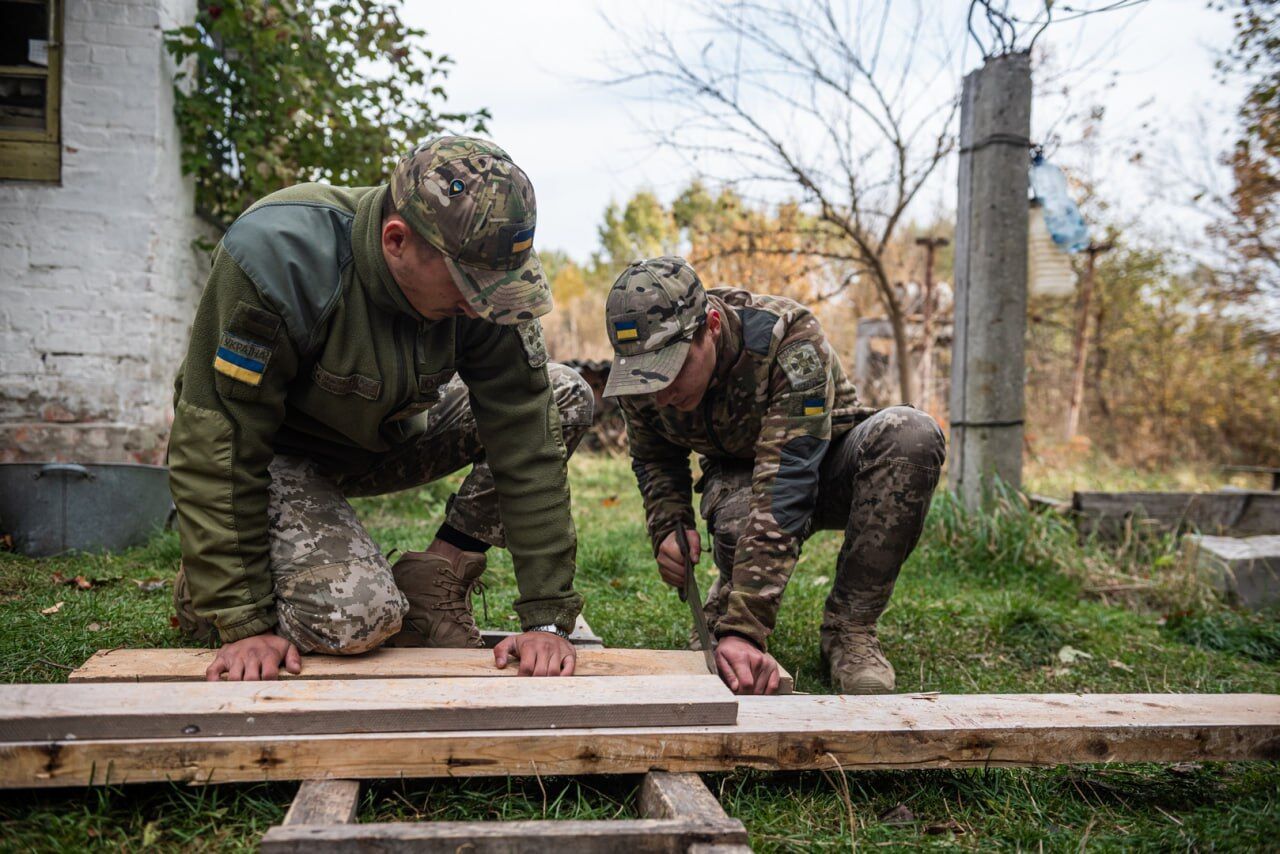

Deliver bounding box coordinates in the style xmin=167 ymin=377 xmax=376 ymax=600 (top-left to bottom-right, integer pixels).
xmin=548 ymin=362 xmax=596 ymax=429
xmin=867 ymin=406 xmax=946 ymax=470
xmin=274 ymin=558 xmax=408 ymax=655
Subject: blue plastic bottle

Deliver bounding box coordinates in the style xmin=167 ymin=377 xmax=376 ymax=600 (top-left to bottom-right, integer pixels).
xmin=1029 ymin=154 xmax=1090 ymax=253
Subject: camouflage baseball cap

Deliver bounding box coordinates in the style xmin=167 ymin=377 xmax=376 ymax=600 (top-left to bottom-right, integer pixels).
xmin=390 ymin=136 xmax=552 ymax=324
xmin=602 ymin=256 xmax=708 ymax=397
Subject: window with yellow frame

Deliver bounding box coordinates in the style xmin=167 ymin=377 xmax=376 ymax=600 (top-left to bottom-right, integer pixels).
xmin=0 ymin=0 xmax=62 ymax=182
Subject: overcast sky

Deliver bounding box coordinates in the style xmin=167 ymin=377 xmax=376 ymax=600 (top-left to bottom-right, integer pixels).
xmin=406 ymin=0 xmax=1243 ymax=262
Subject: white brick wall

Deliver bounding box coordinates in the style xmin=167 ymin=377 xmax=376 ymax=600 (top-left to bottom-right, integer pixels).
xmin=0 ymin=0 xmax=213 ymax=463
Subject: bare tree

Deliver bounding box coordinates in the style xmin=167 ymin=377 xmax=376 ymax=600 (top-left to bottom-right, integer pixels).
xmin=606 ymin=0 xmax=962 ymax=404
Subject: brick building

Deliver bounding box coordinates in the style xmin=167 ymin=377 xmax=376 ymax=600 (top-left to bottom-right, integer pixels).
xmin=0 ymin=0 xmax=209 ymax=463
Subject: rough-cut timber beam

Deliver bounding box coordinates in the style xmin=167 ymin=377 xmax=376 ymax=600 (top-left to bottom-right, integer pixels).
xmin=2 ymin=693 xmax=1276 ymax=789
xmin=0 ymin=675 xmax=738 ymax=742
xmin=260 ymin=817 xmax=749 ymax=853
xmin=67 ymin=647 xmax=793 ymax=692
xmin=282 ymin=780 xmax=361 ymax=826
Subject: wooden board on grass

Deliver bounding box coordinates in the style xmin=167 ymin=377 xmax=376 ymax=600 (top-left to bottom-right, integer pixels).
xmin=1073 ymin=490 xmax=1280 ymax=539
xmin=67 ymin=646 xmax=767 ymax=683
xmin=68 ymin=646 xmax=794 ymax=694
xmin=3 ymin=692 xmax=1276 ymax=788
xmin=0 ymin=675 xmax=737 ymax=742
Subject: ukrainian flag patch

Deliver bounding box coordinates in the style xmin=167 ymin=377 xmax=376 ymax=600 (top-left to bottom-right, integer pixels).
xmin=614 ymin=319 xmax=639 ymax=341
xmin=803 ymin=397 xmax=826 ymax=416
xmin=214 ymin=332 xmax=271 ymax=387
xmin=510 ymin=225 xmax=535 ymax=254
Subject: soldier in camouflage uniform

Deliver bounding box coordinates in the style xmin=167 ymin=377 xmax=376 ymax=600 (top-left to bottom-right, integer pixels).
xmin=169 ymin=136 xmax=591 ymax=681
xmin=604 ymin=257 xmax=945 ymax=695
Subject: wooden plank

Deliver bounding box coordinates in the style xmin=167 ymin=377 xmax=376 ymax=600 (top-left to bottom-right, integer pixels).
xmin=260 ymin=818 xmax=748 ymax=853
xmin=0 ymin=675 xmax=737 ymax=742
xmin=283 ymin=779 xmax=360 ymax=826
xmin=68 ymin=646 xmax=794 ymax=694
xmin=639 ymin=772 xmax=729 ymax=821
xmin=3 ymin=693 xmax=1276 ymax=788
xmin=1073 ymin=491 xmax=1280 ymax=540
xmin=71 ymin=648 xmax=718 ymax=684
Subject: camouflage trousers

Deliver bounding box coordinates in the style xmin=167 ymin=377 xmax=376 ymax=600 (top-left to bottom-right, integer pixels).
xmin=175 ymin=364 xmax=595 ymax=653
xmin=700 ymin=406 xmax=945 ymax=628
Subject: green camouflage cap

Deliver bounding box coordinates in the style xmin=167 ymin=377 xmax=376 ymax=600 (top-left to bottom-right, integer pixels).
xmin=390 ymin=135 xmax=552 ymax=324
xmin=602 ymin=256 xmax=708 ymax=397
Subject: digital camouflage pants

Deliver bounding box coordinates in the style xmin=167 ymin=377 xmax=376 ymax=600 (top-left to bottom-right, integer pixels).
xmin=699 ymin=405 xmax=945 ymax=630
xmin=175 ymin=364 xmax=595 ymax=653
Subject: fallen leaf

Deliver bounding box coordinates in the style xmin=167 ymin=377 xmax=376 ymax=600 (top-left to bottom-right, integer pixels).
xmin=1169 ymin=762 xmax=1202 ymax=775
xmin=132 ymin=578 xmax=168 ymax=592
xmin=1057 ymin=645 xmax=1093 ymax=664
xmin=601 ymin=496 xmax=620 ymax=507
xmin=812 ymin=574 xmax=830 ymax=587
xmin=925 ymin=819 xmax=965 ymax=835
xmin=41 ymin=601 xmax=65 ymax=616
xmin=879 ymin=804 xmax=915 ymax=825
xmin=1108 ymin=659 xmax=1133 ymax=672
xmin=609 ymin=578 xmax=623 ymax=588
xmin=87 ymin=622 xmax=102 ymax=632
xmin=73 ymin=575 xmax=93 ymax=590
xmin=169 ymin=616 xmax=181 ymax=628
xmin=706 ymin=566 xmax=717 ymax=577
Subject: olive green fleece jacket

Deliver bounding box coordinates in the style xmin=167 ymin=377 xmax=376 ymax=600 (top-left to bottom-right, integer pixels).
xmin=168 ymin=183 xmax=582 ymax=642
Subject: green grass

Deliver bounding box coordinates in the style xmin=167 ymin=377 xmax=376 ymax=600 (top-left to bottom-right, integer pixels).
xmin=1 ymin=454 xmax=1277 ymax=851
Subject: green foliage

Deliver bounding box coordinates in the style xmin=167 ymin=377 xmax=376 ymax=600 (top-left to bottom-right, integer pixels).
xmin=1026 ymin=238 xmax=1280 ymax=467
xmin=163 ymin=0 xmax=489 ymax=229
xmin=1165 ymin=610 xmax=1280 ymax=664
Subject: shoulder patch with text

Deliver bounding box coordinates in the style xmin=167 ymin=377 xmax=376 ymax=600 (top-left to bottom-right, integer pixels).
xmin=777 ymin=341 xmax=824 ymax=390
xmin=214 ymin=332 xmax=273 ymax=387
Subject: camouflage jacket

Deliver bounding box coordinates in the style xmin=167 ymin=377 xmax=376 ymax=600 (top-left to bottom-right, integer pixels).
xmin=619 ymin=288 xmax=868 ymax=647
xmin=169 ymin=183 xmax=581 ymax=643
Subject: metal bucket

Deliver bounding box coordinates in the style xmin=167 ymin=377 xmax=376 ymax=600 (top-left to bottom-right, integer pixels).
xmin=0 ymin=462 xmax=172 ymax=557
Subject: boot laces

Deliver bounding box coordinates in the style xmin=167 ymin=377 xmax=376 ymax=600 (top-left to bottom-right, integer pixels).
xmin=434 ymin=565 xmax=489 ymax=623
xmin=831 ymin=625 xmax=883 ymax=666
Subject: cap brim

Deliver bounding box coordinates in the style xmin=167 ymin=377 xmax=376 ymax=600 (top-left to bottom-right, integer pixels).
xmin=602 ymin=339 xmax=692 ymax=398
xmin=445 ymin=250 xmax=553 ymax=325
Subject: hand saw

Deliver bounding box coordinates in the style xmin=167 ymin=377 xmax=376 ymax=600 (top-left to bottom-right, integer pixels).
xmin=675 ymin=520 xmax=717 ymax=675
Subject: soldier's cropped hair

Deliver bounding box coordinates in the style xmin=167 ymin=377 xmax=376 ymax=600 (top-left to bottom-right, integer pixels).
xmin=381 ymin=186 xmax=438 ymax=257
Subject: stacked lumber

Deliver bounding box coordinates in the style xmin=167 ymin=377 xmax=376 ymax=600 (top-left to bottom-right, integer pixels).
xmin=2 ymin=690 xmax=1276 ymax=788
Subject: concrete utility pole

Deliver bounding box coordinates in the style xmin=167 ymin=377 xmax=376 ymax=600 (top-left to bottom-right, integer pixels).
xmin=949 ymin=51 xmax=1033 ymax=508
xmin=1064 ymin=240 xmax=1115 ymax=441
xmin=915 ymin=236 xmax=949 ymax=417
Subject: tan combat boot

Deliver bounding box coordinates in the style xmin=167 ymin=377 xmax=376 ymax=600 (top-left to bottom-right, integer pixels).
xmin=820 ymin=612 xmax=896 ymax=694
xmin=385 ymin=550 xmax=487 ymax=648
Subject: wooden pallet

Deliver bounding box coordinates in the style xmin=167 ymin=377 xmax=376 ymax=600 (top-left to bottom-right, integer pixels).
xmin=260 ymin=772 xmax=750 ymax=853
xmin=256 ymin=617 xmax=750 ymax=853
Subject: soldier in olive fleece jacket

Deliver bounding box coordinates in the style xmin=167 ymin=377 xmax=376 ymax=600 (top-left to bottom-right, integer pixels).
xmin=169 ymin=136 xmax=588 ymax=681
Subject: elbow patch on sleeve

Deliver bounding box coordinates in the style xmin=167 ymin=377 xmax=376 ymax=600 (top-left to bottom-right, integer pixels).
xmin=771 ymin=434 xmax=828 ymax=535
